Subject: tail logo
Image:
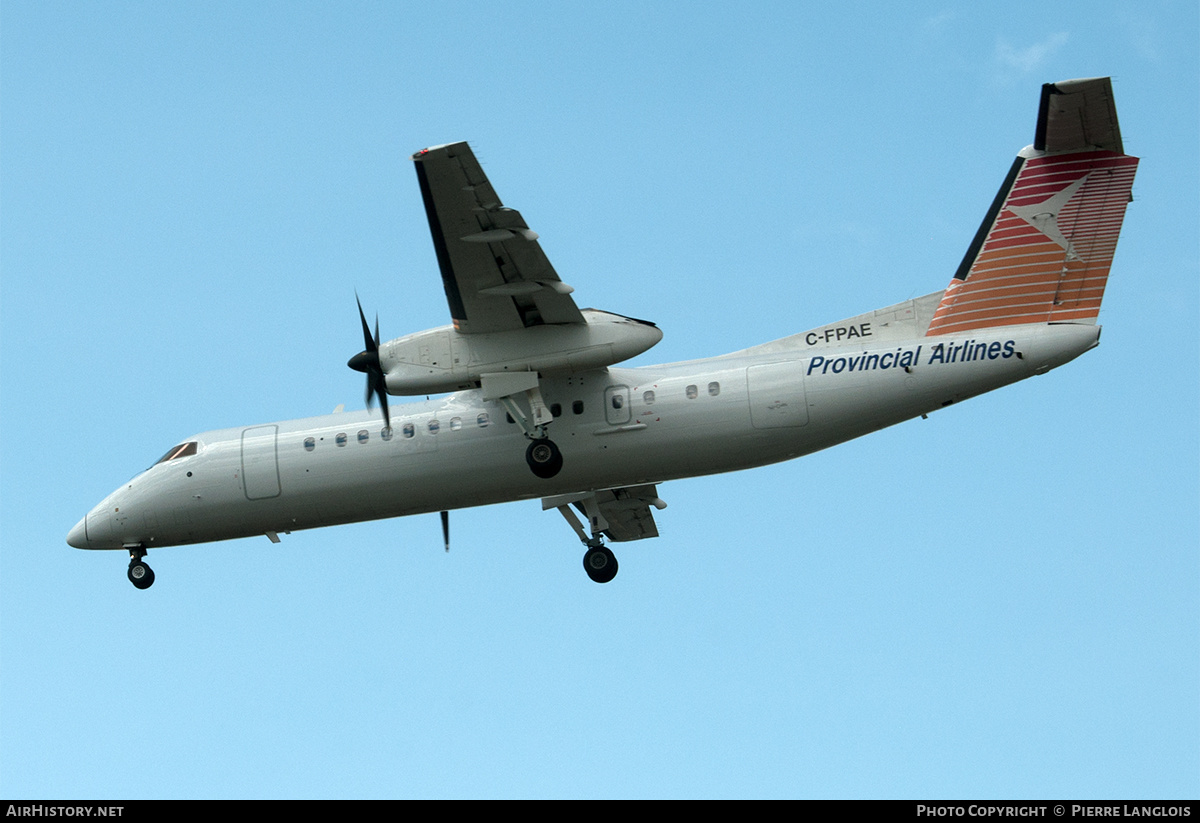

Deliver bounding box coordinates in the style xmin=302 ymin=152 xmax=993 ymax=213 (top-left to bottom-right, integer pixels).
xmin=1007 ymin=172 xmax=1089 ymax=261
xmin=927 ymin=151 xmax=1136 ymax=336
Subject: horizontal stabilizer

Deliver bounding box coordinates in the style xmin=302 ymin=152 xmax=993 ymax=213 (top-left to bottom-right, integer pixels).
xmin=1035 ymin=77 xmax=1124 ymax=155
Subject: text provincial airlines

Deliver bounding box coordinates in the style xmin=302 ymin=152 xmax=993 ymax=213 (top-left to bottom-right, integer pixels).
xmin=807 ymin=339 xmax=1018 ymax=377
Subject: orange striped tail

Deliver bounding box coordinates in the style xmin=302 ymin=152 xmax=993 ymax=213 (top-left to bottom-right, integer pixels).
xmin=927 ymin=78 xmax=1138 ymax=337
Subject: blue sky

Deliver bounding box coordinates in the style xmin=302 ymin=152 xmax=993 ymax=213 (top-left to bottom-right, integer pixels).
xmin=2 ymin=1 xmax=1197 ymax=799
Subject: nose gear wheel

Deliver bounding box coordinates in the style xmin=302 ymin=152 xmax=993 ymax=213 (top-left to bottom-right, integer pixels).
xmin=127 ymin=549 xmax=155 ymax=590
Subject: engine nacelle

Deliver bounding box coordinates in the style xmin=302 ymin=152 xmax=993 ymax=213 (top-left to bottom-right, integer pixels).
xmin=379 ymin=309 xmax=662 ymax=396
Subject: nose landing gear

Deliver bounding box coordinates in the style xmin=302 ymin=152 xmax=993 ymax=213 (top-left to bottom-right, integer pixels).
xmin=127 ymin=548 xmax=155 ymax=590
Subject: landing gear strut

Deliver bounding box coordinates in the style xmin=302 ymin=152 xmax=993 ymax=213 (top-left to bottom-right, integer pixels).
xmin=127 ymin=547 xmax=154 ymax=590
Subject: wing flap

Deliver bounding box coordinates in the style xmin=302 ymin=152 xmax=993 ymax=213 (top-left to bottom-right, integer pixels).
xmin=590 ymin=485 xmax=662 ymax=542
xmin=543 ymin=484 xmax=665 ymax=543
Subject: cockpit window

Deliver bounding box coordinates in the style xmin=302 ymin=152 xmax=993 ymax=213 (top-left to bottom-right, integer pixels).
xmin=155 ymin=441 xmax=198 ymax=464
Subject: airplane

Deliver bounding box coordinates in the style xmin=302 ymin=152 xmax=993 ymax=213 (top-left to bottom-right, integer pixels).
xmin=67 ymin=77 xmax=1138 ymax=587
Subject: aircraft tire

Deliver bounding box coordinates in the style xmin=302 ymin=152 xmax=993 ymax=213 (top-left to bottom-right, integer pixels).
xmin=127 ymin=561 xmax=155 ymax=590
xmin=525 ymin=438 xmax=563 ymax=479
xmin=583 ymin=546 xmax=618 ymax=584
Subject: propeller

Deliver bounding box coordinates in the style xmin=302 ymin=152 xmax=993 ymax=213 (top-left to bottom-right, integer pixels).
xmin=347 ymin=294 xmax=390 ymax=430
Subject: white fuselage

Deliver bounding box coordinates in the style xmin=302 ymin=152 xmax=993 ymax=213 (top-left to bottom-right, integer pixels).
xmin=68 ymin=321 xmax=1099 ymax=551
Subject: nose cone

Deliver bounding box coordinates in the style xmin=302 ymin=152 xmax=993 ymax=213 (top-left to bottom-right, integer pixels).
xmin=66 ymin=516 xmax=89 ymax=549
xmin=68 ymin=505 xmax=119 ymax=549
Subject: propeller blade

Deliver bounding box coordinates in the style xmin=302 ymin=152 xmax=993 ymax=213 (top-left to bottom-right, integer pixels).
xmin=349 ymin=293 xmax=390 ymax=430
xmin=356 ymin=294 xmax=375 ymax=353
xmin=441 ymin=510 xmax=449 ymax=552
xmin=348 ymin=297 xmax=380 ymax=373
xmin=375 ymin=373 xmax=391 ymax=430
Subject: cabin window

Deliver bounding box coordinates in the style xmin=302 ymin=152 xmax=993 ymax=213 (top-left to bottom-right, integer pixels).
xmin=708 ymin=381 xmax=721 ymax=397
xmin=572 ymin=400 xmax=584 ymax=415
xmin=303 ymin=437 xmax=315 ymax=452
xmin=550 ymin=403 xmax=562 ymax=418
xmin=686 ymin=384 xmax=698 ymax=400
xmin=357 ymin=429 xmax=369 ymax=444
xmin=450 ymin=417 xmax=462 ymax=431
xmin=335 ymin=433 xmax=347 ymax=447
xmin=402 ymin=423 xmax=415 ymax=439
xmin=381 ymin=426 xmax=393 ymax=441
xmin=643 ymin=390 xmax=655 ymax=405
xmin=155 ymin=441 xmax=198 ymax=464
xmin=611 ymin=394 xmax=624 ymax=410
xmin=428 ymin=419 xmax=440 ymax=434
xmin=477 ymin=413 xmax=490 ymax=428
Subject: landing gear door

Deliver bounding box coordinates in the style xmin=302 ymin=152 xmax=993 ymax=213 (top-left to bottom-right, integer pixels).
xmin=604 ymin=385 xmax=631 ymax=425
xmin=241 ymin=425 xmax=281 ymax=500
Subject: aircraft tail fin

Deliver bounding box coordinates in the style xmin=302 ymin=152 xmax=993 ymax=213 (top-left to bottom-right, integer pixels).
xmin=927 ymin=77 xmax=1138 ymax=337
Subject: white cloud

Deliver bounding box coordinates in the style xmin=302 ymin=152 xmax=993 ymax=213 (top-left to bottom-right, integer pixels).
xmin=921 ymin=8 xmax=957 ymax=36
xmin=994 ymin=31 xmax=1070 ymax=74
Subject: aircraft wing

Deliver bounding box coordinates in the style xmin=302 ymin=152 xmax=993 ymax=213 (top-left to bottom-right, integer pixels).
xmin=411 ymin=142 xmax=585 ymax=334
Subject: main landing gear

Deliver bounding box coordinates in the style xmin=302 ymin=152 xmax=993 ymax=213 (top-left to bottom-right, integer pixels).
xmin=127 ymin=547 xmax=155 ymax=590
xmin=483 ymin=372 xmax=563 ymax=479
xmin=554 ymin=501 xmax=619 ymax=583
